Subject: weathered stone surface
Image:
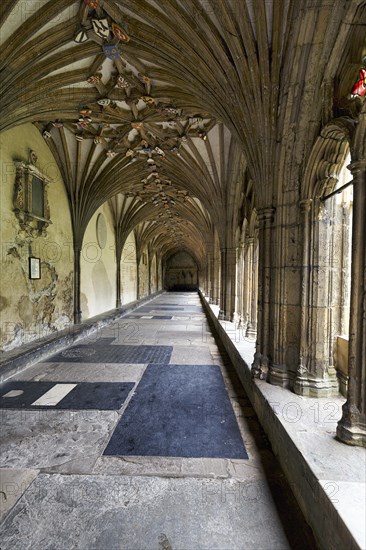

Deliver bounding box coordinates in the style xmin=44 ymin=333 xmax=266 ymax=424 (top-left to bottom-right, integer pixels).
xmin=0 ymin=409 xmax=118 ymax=473
xmin=0 ymin=474 xmax=299 ymax=550
xmin=0 ymin=468 xmax=39 ymax=521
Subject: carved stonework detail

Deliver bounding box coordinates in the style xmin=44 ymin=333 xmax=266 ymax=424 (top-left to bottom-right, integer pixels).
xmin=13 ymin=159 xmax=52 ymax=240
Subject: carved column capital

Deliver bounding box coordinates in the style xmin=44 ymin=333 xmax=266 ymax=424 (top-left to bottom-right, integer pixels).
xmin=348 ymin=159 xmax=366 ymax=175
xmin=257 ymin=206 xmax=275 ymax=224
xmin=299 ymin=199 xmax=313 ymax=214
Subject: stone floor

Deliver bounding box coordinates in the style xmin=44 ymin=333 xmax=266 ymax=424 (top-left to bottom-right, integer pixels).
xmin=0 ymin=293 xmax=317 ymax=549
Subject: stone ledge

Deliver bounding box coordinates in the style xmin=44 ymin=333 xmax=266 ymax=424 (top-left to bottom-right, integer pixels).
xmin=0 ymin=291 xmax=165 ymax=383
xmin=200 ymin=291 xmax=366 ymax=550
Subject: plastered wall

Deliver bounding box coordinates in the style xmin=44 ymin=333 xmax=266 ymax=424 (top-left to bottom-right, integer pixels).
xmin=121 ymin=231 xmax=137 ymax=305
xmin=0 ymin=123 xmax=74 ymax=351
xmin=80 ymin=203 xmax=115 ymax=319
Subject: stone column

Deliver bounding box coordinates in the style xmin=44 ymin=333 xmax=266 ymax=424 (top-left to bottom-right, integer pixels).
xmin=115 ymin=232 xmax=122 ymax=308
xmin=252 ymin=208 xmax=275 ymax=379
xmin=294 ymin=200 xmax=313 ymax=393
xmin=136 ymin=255 xmax=141 ymax=300
xmin=237 ymin=241 xmax=245 ymax=326
xmin=116 ymin=252 xmax=122 ymax=308
xmin=219 ymin=247 xmax=227 ymax=318
xmin=337 ymin=158 xmax=366 ymax=447
xmin=230 ymin=246 xmax=240 ymax=323
xmin=148 ymin=253 xmax=152 ymax=295
xmin=156 ymin=255 xmax=160 ymax=291
xmin=294 ymin=198 xmax=339 ymax=396
xmin=73 ymin=243 xmax=82 ymax=324
xmin=246 ymin=237 xmax=258 ymax=339
xmin=241 ymin=237 xmax=250 ymax=330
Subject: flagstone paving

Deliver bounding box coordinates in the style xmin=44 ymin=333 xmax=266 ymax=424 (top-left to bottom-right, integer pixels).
xmin=0 ymin=293 xmax=317 ymax=549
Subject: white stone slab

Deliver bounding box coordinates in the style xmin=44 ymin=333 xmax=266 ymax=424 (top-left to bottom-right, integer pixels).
xmin=31 ymin=384 xmax=77 ymax=406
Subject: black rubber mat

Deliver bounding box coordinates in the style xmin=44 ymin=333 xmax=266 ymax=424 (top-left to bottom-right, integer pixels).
xmin=104 ymin=364 xmax=248 ymax=459
xmin=46 ymin=345 xmax=173 ymax=364
xmin=0 ymin=381 xmax=134 ymax=410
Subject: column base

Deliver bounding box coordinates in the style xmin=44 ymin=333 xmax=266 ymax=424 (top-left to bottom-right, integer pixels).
xmin=116 ymin=299 xmax=122 ymax=308
xmin=293 ymin=374 xmax=339 ymax=398
xmin=238 ymin=317 xmax=247 ymax=331
xmin=231 ymin=312 xmax=240 ymax=324
xmin=74 ymin=311 xmax=82 ymax=324
xmin=251 ymin=351 xmax=270 ymax=380
xmin=245 ymin=323 xmax=257 ymax=340
xmin=336 ymin=421 xmax=366 ymax=448
xmin=268 ymin=364 xmax=293 ymax=389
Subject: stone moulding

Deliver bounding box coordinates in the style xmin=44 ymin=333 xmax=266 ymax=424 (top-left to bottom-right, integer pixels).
xmin=13 ymin=160 xmax=52 ymax=239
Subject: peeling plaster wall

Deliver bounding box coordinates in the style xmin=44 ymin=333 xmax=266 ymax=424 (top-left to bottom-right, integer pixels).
xmin=0 ymin=124 xmax=74 ymax=352
xmin=80 ymin=203 xmax=115 ymax=319
xmin=121 ymin=232 xmax=137 ymax=305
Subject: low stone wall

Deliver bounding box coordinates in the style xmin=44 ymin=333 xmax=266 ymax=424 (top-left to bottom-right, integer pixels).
xmin=200 ymin=290 xmax=365 ymax=550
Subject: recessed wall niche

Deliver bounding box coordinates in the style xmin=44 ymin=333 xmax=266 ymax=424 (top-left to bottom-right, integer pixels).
xmin=13 ymin=151 xmax=52 ymax=239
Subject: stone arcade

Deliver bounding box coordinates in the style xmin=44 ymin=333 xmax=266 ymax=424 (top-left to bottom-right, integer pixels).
xmin=0 ymin=1 xmax=365 ymax=549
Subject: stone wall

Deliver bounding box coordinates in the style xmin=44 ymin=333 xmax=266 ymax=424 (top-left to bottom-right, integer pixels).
xmin=0 ymin=124 xmax=74 ymax=351
xmin=165 ymin=251 xmax=198 ymax=289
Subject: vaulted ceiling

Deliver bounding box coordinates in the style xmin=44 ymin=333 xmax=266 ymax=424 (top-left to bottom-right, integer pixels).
xmin=1 ymin=0 xmax=364 ymax=264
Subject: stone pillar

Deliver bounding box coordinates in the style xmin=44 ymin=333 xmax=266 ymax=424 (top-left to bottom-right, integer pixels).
xmin=156 ymin=255 xmax=160 ymax=291
xmin=240 ymin=237 xmax=250 ymax=330
xmin=337 ymin=158 xmax=366 ymax=447
xmin=214 ymin=247 xmax=220 ymax=304
xmin=136 ymin=256 xmax=141 ymax=300
xmin=230 ymin=246 xmax=240 ymax=323
xmin=209 ymin=253 xmax=216 ymax=304
xmin=252 ymin=208 xmax=275 ymax=379
xmin=294 ymin=200 xmax=312 ymax=392
xmin=294 ymin=198 xmax=339 ymax=396
xmin=237 ymin=241 xmax=245 ymax=326
xmin=148 ymin=253 xmax=152 ymax=295
xmin=246 ymin=236 xmax=258 ymax=339
xmin=73 ymin=243 xmax=82 ymax=324
xmin=116 ymin=252 xmax=122 ymax=308
xmin=219 ymin=247 xmax=227 ymax=318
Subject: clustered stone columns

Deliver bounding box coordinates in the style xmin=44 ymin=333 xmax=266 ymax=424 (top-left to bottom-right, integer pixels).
xmin=337 ymin=156 xmax=366 ymax=447
xmin=73 ymin=242 xmax=82 ymax=324
xmin=219 ymin=247 xmax=233 ymax=320
xmin=245 ymin=236 xmax=258 ymax=340
xmin=236 ymin=241 xmax=245 ymax=326
xmin=116 ymin=257 xmax=122 ymax=308
xmin=230 ymin=245 xmax=241 ymax=323
xmin=252 ymin=207 xmax=275 ymax=379
xmin=293 ymin=198 xmax=339 ymax=396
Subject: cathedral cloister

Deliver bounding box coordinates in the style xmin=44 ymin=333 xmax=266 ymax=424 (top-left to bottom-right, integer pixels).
xmin=0 ymin=1 xmax=365 ymax=549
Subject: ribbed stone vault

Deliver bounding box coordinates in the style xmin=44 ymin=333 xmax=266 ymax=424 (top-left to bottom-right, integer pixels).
xmin=0 ymin=0 xmax=365 ymax=285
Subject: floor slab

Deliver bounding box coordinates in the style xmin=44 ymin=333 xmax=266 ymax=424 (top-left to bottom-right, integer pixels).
xmin=0 ymin=474 xmax=312 ymax=550
xmin=0 ymin=292 xmax=317 ymax=549
xmin=0 ymin=468 xmax=39 ymax=522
